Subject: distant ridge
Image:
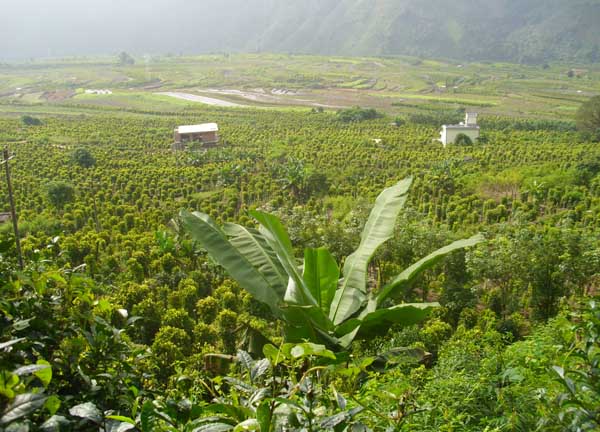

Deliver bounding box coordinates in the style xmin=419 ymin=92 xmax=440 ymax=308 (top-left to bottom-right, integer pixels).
xmin=205 ymin=0 xmax=600 ymax=63
xmin=2 ymin=0 xmax=600 ymax=63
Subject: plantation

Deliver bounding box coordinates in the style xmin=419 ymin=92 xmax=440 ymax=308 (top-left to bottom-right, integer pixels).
xmin=0 ymin=60 xmax=600 ymax=430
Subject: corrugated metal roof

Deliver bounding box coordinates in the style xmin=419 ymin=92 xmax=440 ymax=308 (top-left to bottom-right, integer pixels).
xmin=177 ymin=123 xmax=218 ymax=134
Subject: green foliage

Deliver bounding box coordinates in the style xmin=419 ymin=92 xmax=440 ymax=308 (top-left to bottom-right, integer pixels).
xmin=454 ymin=132 xmax=473 ymax=146
xmin=181 ymin=178 xmax=482 ymax=350
xmin=0 ymin=266 xmax=144 ymax=430
xmin=1 ymin=81 xmax=600 ymax=430
xmin=552 ymin=300 xmax=600 ymax=431
xmin=71 ymin=147 xmax=96 ymax=168
xmin=577 ymin=96 xmax=600 ymax=142
xmin=46 ymin=180 xmax=75 ymax=210
xmin=336 ymin=106 xmax=382 ymax=122
xmin=20 ymin=115 xmax=42 ymax=126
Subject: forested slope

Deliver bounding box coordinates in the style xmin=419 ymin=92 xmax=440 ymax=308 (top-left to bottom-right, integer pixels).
xmin=3 ymin=0 xmax=600 ymax=62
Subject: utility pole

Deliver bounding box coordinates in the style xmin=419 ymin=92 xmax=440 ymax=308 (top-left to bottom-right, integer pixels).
xmin=2 ymin=147 xmax=23 ymax=270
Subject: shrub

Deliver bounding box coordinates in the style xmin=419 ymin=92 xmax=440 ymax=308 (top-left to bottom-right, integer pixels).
xmin=21 ymin=115 xmax=42 ymax=126
xmin=454 ymin=133 xmax=474 ymax=146
xmin=46 ymin=180 xmax=75 ymax=210
xmin=71 ymin=147 xmax=96 ymax=168
xmin=336 ymin=106 xmax=382 ymax=122
xmin=576 ymin=96 xmax=600 ymax=141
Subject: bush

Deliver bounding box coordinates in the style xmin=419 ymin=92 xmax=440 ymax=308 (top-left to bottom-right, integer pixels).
xmin=71 ymin=147 xmax=96 ymax=168
xmin=46 ymin=180 xmax=75 ymax=209
xmin=21 ymin=115 xmax=42 ymax=126
xmin=336 ymin=106 xmax=382 ymax=122
xmin=576 ymin=96 xmax=600 ymax=141
xmin=454 ymin=133 xmax=474 ymax=146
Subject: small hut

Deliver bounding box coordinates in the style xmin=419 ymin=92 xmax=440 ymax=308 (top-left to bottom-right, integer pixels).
xmin=173 ymin=123 xmax=219 ymax=150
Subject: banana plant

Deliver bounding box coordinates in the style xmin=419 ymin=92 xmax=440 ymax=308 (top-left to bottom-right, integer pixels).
xmin=180 ymin=177 xmax=483 ymax=350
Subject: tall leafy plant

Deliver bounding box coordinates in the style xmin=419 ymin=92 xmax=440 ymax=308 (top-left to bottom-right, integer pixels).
xmin=180 ymin=177 xmax=483 ymax=350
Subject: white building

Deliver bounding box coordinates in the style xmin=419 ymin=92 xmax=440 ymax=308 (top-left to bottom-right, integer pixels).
xmin=84 ymin=89 xmax=113 ymax=95
xmin=438 ymin=112 xmax=480 ymax=147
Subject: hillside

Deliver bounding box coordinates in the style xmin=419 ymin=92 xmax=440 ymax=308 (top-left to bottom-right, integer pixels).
xmin=206 ymin=0 xmax=600 ymax=63
xmin=2 ymin=0 xmax=600 ymax=62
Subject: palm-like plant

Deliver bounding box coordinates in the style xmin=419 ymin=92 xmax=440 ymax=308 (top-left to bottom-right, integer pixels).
xmin=180 ymin=177 xmax=482 ymax=350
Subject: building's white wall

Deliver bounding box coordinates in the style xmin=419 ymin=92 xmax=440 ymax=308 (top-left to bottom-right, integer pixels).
xmin=465 ymin=113 xmax=478 ymax=126
xmin=444 ymin=128 xmax=479 ymax=146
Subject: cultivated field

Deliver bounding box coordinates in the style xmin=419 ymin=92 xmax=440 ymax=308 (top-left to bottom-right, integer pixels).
xmin=1 ymin=53 xmax=599 ymax=118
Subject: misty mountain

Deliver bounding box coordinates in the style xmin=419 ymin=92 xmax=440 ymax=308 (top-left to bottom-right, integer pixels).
xmin=2 ymin=0 xmax=600 ymax=63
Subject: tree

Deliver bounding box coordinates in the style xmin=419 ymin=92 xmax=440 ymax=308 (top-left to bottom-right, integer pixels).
xmin=117 ymin=51 xmax=135 ymax=66
xmin=46 ymin=181 xmax=75 ymax=210
xmin=180 ymin=178 xmax=483 ymax=351
xmin=454 ymin=133 xmax=473 ymax=146
xmin=336 ymin=106 xmax=382 ymax=122
xmin=71 ymin=147 xmax=96 ymax=168
xmin=576 ymin=96 xmax=600 ymax=142
xmin=21 ymin=115 xmax=42 ymax=126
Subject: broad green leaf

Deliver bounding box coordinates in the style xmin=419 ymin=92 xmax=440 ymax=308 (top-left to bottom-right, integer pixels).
xmin=40 ymin=415 xmax=70 ymax=431
xmin=140 ymin=400 xmax=154 ymax=431
xmin=68 ymin=402 xmax=102 ymax=424
xmin=233 ymin=419 xmax=260 ymax=431
xmin=43 ymin=395 xmax=61 ymax=416
xmin=236 ymin=350 xmax=253 ymax=373
xmin=223 ymin=223 xmax=288 ymax=300
xmin=250 ymin=359 xmax=270 ymax=382
xmin=106 ymin=415 xmax=136 ymax=425
xmin=34 ymin=360 xmax=52 ymax=387
xmin=181 ymin=210 xmax=282 ymax=315
xmin=303 ymin=248 xmax=339 ymax=313
xmin=290 ymin=343 xmax=336 ymax=360
xmin=377 ymin=234 xmax=484 ymax=304
xmin=336 ymin=303 xmax=437 ymax=348
xmin=281 ymin=307 xmax=320 ymax=343
xmin=354 ymin=303 xmax=437 ymax=339
xmin=282 ymin=305 xmax=336 ymax=344
xmin=0 ymin=338 xmax=26 ymax=350
xmin=105 ymin=420 xmax=136 ymax=432
xmin=330 ymin=178 xmax=412 ymax=325
xmin=13 ymin=364 xmax=49 ymax=377
xmin=1 ymin=393 xmax=47 ymax=425
xmin=250 ymin=211 xmax=317 ymax=307
xmin=256 ymin=401 xmax=272 ymax=432
xmin=263 ymin=344 xmax=288 ymax=366
xmin=205 ymin=404 xmax=253 ymax=422
xmin=0 ymin=371 xmax=19 ymax=399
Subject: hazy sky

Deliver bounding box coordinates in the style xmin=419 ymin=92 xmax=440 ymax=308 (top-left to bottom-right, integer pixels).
xmin=1 ymin=0 xmax=598 ymax=62
xmin=0 ymin=0 xmax=244 ymax=59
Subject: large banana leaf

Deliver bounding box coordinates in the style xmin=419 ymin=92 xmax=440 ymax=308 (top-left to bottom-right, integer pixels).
xmin=335 ymin=303 xmax=437 ymax=348
xmin=250 ymin=211 xmax=318 ymax=308
xmin=283 ymin=305 xmax=338 ymax=345
xmin=355 ymin=303 xmax=437 ymax=338
xmin=180 ymin=210 xmax=283 ymax=315
xmin=223 ymin=223 xmax=288 ymax=300
xmin=376 ymin=234 xmax=484 ymax=305
xmin=303 ymin=248 xmax=339 ymax=314
xmin=329 ymin=178 xmax=412 ymax=325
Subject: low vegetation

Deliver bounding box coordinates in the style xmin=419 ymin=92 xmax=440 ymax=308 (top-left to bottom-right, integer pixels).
xmin=0 ymin=68 xmax=599 ymax=430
